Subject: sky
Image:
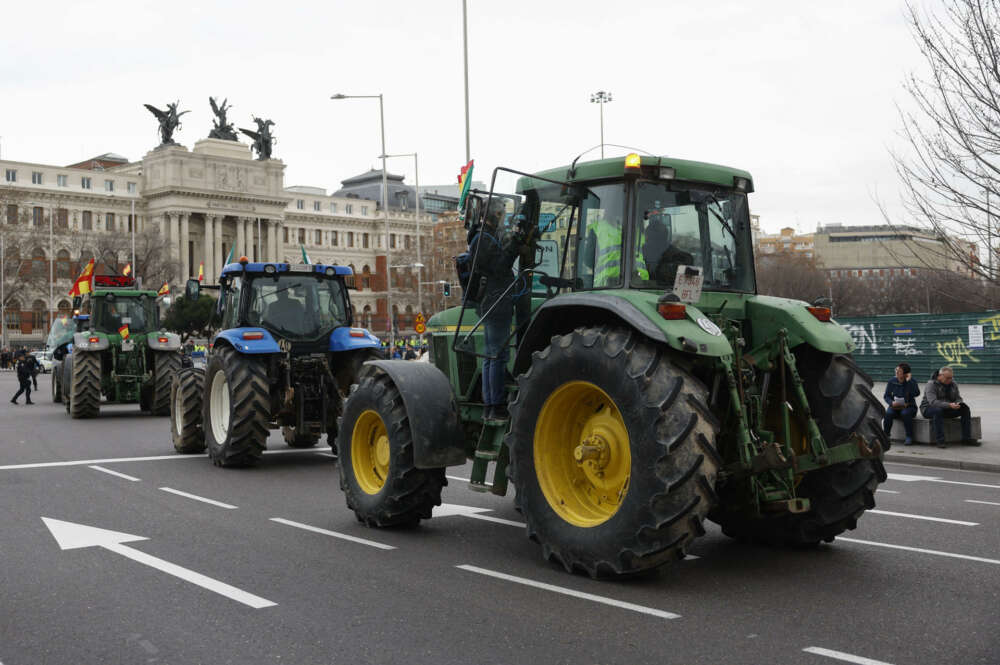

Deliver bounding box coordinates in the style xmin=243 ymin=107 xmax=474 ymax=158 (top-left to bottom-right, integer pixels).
xmin=0 ymin=0 xmax=925 ymax=234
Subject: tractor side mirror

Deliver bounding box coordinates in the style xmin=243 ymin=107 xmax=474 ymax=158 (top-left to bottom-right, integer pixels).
xmin=185 ymin=279 xmax=200 ymax=301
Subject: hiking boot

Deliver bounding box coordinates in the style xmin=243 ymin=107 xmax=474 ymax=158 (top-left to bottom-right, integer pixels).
xmin=9 ymin=398 xmax=16 ymax=404
xmin=492 ymin=404 xmax=510 ymax=421
xmin=24 ymin=400 xmax=34 ymax=405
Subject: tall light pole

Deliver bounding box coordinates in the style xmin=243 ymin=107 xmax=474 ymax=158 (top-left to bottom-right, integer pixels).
xmin=382 ymin=152 xmax=422 ymax=316
xmin=590 ymin=90 xmax=613 ymax=159
xmin=462 ymin=0 xmax=471 ymax=163
xmin=331 ymin=93 xmax=392 ymax=338
xmin=49 ymin=204 xmax=53 ymax=331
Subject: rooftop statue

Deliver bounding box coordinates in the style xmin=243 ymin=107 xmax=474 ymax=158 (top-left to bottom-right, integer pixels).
xmin=208 ymin=97 xmax=238 ymax=141
xmin=143 ymin=101 xmax=189 ymax=147
xmin=239 ymin=116 xmax=276 ymax=161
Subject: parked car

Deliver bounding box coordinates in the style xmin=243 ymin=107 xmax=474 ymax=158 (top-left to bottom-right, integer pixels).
xmin=31 ymin=350 xmax=53 ymax=373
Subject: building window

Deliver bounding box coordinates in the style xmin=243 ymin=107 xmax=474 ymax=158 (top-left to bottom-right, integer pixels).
xmin=313 ymin=201 xmax=321 ymax=211
xmin=105 ymin=213 xmax=114 ymax=230
xmin=56 ymin=249 xmax=71 ymax=278
xmin=127 ymin=182 xmax=137 ymax=194
xmin=347 ymin=232 xmax=354 ymax=248
xmin=127 ymin=215 xmax=134 ymax=232
xmin=32 ymin=207 xmax=43 ymax=227
xmin=56 ymin=209 xmax=68 ymax=229
xmin=6 ymin=204 xmax=17 ymax=224
xmin=5 ymin=300 xmax=20 ymax=330
xmin=57 ymin=174 xmax=68 ymax=187
xmin=295 ymin=228 xmax=304 ymax=244
xmin=104 ymin=180 xmax=114 ymax=192
xmin=296 ymin=199 xmax=304 ymax=210
xmin=82 ymin=211 xmax=92 ymax=231
xmin=314 ymin=229 xmax=322 ymax=245
xmin=361 ymin=206 xmax=368 ymax=216
xmin=4 ymin=169 xmax=16 ymax=182
xmin=331 ymin=230 xmax=338 ymax=246
xmin=345 ymin=204 xmax=353 ymax=214
xmin=283 ymin=227 xmax=289 ymax=243
xmin=81 ymin=177 xmax=92 ymax=190
xmin=32 ymin=300 xmax=47 ymax=331
xmin=330 ymin=202 xmax=337 ymax=213
xmin=404 ymin=235 xmax=411 ymax=250
xmin=31 ymin=171 xmax=43 ymax=185
xmin=362 ymin=233 xmax=369 ymax=249
xmin=390 ymin=233 xmax=396 ymax=249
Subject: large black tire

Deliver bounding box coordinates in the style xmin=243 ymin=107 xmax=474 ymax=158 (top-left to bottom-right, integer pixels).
xmin=51 ymin=365 xmax=62 ymax=403
xmin=507 ymin=327 xmax=721 ymax=578
xmin=171 ymin=367 xmax=206 ymax=454
xmin=337 ymin=369 xmax=446 ymax=526
xmin=151 ymin=351 xmax=181 ymax=416
xmin=203 ymin=346 xmax=270 ymax=467
xmin=328 ymin=348 xmax=381 ymax=448
xmin=282 ymin=426 xmax=319 ymax=448
xmin=62 ymin=358 xmax=72 ymax=414
xmin=69 ymin=351 xmax=101 ymax=419
xmin=710 ymin=350 xmax=887 ymax=546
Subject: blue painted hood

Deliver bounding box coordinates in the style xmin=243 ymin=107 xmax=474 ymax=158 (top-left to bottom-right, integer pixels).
xmin=213 ymin=328 xmax=281 ymax=354
xmin=330 ymin=327 xmax=380 ymax=352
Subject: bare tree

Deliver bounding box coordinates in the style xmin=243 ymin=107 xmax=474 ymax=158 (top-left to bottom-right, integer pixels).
xmin=755 ymin=253 xmax=829 ymax=303
xmin=0 ymin=203 xmax=57 ymax=311
xmin=890 ymin=0 xmax=1000 ymax=281
xmin=89 ymin=227 xmax=179 ymax=289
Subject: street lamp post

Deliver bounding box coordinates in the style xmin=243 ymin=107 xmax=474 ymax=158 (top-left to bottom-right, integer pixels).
xmin=331 ymin=93 xmax=392 ymax=338
xmin=462 ymin=0 xmax=471 ymax=163
xmin=382 ymin=152 xmax=421 ymax=315
xmin=589 ymin=90 xmax=613 ymax=159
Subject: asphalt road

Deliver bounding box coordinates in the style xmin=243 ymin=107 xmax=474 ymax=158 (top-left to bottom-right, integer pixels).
xmin=1 ymin=371 xmax=998 ymax=665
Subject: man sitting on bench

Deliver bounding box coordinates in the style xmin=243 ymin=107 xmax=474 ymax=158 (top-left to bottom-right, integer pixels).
xmin=919 ymin=366 xmax=974 ymax=449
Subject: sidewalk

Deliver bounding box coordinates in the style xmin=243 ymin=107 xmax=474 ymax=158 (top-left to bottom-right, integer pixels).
xmin=874 ymin=381 xmax=1000 ymax=473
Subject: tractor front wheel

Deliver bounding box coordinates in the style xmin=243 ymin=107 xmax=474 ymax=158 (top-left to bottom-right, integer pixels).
xmin=69 ymin=351 xmax=101 ymax=419
xmin=51 ymin=367 xmax=62 ymax=403
xmin=151 ymin=351 xmax=181 ymax=416
xmin=337 ymin=370 xmax=446 ymax=526
xmin=172 ymin=367 xmax=206 ymax=454
xmin=507 ymin=326 xmax=721 ymax=577
xmin=203 ymin=347 xmax=270 ymax=467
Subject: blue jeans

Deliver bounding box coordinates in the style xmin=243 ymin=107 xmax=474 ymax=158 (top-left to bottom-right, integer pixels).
xmin=479 ymin=294 xmax=512 ymax=407
xmin=923 ymin=404 xmax=972 ymax=443
xmin=883 ymin=406 xmax=917 ymax=438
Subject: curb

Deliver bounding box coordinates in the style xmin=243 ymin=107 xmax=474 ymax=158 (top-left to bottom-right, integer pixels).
xmin=883 ymin=451 xmax=1000 ymax=474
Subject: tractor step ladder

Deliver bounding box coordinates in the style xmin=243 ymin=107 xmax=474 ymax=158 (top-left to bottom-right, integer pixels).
xmin=469 ymin=420 xmax=509 ymax=496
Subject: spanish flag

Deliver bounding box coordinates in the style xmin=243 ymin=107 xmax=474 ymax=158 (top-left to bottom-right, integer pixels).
xmin=122 ymin=262 xmax=132 ymax=277
xmin=198 ymin=262 xmax=205 ymax=283
xmin=118 ymin=324 xmax=130 ymax=340
xmin=157 ymin=282 xmax=170 ymax=296
xmin=457 ymin=159 xmax=474 ymax=212
xmin=69 ymin=258 xmax=95 ymax=296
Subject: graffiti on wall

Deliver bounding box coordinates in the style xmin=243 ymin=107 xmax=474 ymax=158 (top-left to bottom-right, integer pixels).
xmin=844 ymin=324 xmax=878 ymax=354
xmin=892 ymin=337 xmax=922 ymax=356
xmin=978 ymin=313 xmax=1000 ymax=341
xmin=935 ymin=337 xmax=979 ymax=368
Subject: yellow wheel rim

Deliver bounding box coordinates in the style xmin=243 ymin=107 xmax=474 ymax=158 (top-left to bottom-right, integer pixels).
xmin=352 ymin=409 xmax=391 ymax=495
xmin=533 ymin=381 xmax=631 ymax=527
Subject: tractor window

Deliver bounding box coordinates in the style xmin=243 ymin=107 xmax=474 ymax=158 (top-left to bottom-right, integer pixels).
xmin=95 ymin=297 xmax=153 ymax=334
xmin=511 ymin=184 xmax=578 ymax=295
xmin=222 ymin=276 xmax=242 ymax=329
xmin=632 ymin=181 xmax=754 ymax=293
xmin=576 ymin=183 xmax=627 ymax=289
xmin=246 ymin=273 xmax=348 ymax=341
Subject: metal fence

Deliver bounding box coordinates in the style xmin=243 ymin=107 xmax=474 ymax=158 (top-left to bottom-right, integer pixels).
xmin=835 ymin=311 xmax=1000 ymax=384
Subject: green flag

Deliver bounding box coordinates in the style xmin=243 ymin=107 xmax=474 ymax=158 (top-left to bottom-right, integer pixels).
xmin=223 ymin=244 xmax=235 ymax=267
xmin=300 ymin=244 xmax=311 ymax=264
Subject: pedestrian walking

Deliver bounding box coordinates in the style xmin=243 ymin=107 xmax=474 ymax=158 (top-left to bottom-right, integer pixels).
xmin=11 ymin=356 xmax=35 ymax=405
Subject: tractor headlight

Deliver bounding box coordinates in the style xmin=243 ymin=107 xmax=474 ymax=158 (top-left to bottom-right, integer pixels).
xmin=263 ymin=264 xmax=277 ymax=275
xmin=325 ymin=267 xmax=335 ymax=276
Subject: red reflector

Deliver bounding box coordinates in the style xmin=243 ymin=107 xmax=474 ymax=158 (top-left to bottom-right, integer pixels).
xmin=657 ymin=303 xmax=686 ymax=320
xmin=88 ymin=336 xmax=99 ymax=344
xmin=158 ymin=336 xmax=169 ymax=343
xmin=349 ymin=329 xmax=366 ymax=337
xmin=807 ymin=306 xmax=832 ymax=322
xmin=242 ymin=332 xmax=264 ymax=340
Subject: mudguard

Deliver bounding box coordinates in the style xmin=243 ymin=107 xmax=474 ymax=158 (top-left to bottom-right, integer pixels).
xmin=73 ymin=332 xmax=110 ymax=352
xmin=146 ymin=331 xmax=182 ymax=351
xmin=212 ymin=328 xmax=281 ymax=354
xmin=363 ymin=360 xmax=467 ymax=468
xmin=329 ymin=327 xmax=380 ymax=352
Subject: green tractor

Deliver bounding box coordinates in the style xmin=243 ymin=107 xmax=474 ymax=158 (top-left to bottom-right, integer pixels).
xmin=336 ymin=153 xmax=887 ymax=577
xmin=51 ymin=276 xmax=182 ymax=418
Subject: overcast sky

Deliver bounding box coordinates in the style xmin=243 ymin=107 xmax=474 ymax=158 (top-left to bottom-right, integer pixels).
xmin=0 ymin=0 xmax=925 ymax=233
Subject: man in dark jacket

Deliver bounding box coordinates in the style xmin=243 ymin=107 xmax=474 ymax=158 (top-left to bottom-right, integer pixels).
xmin=884 ymin=362 xmax=920 ymax=445
xmin=920 ymin=366 xmax=973 ymax=448
xmin=10 ymin=356 xmax=35 ymax=405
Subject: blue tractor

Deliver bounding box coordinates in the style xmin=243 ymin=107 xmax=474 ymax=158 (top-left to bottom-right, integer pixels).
xmin=170 ymin=259 xmax=381 ymax=467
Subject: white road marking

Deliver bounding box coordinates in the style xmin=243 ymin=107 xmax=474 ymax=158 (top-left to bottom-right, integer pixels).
xmin=456 ymin=564 xmax=680 ymax=619
xmin=0 ymin=447 xmax=333 ymax=471
xmin=89 ymin=465 xmax=140 ymax=482
xmin=930 ymin=479 xmax=1000 ymax=490
xmin=159 ymin=488 xmax=237 ymax=509
xmin=446 ymin=474 xmax=492 ymax=488
xmin=41 ymin=517 xmax=275 ymax=609
xmin=315 ymin=452 xmax=337 ymax=458
xmin=435 ymin=503 xmax=526 ymax=527
xmin=269 ymin=518 xmax=395 ymax=550
xmin=886 ymin=473 xmax=940 ymax=482
xmin=875 ymin=489 xmax=899 ymax=494
xmin=965 ymin=499 xmax=1000 ymax=506
xmin=838 ymin=537 xmax=1000 ymax=565
xmin=887 ymin=473 xmax=1000 ymax=490
xmin=803 ymin=646 xmax=894 ymax=665
xmin=866 ymin=509 xmax=977 ymax=526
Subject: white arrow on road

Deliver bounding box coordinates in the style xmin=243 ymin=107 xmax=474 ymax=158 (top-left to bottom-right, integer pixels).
xmin=41 ymin=517 xmax=276 ymax=609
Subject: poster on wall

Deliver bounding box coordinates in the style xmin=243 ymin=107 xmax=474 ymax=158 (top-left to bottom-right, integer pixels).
xmin=968 ymin=324 xmax=985 ymax=349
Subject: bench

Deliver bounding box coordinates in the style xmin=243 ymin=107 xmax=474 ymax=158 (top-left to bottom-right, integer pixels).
xmin=889 ymin=416 xmax=982 ymax=445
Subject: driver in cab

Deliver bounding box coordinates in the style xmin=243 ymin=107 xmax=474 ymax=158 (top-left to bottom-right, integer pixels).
xmin=639 ymin=203 xmax=693 ymax=286
xmin=266 ymin=287 xmax=307 ymax=335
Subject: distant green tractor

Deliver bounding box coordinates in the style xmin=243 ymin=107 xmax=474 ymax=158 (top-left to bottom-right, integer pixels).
xmin=336 ymin=153 xmax=887 ymax=577
xmin=50 ymin=276 xmax=181 ymax=418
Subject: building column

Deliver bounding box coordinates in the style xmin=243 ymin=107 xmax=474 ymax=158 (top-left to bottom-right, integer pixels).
xmin=203 ymin=215 xmax=214 ymax=281
xmin=213 ymin=216 xmax=224 ymax=274
xmin=275 ymin=220 xmax=284 ymax=262
xmin=268 ymin=220 xmax=278 ymax=262
xmin=236 ymin=217 xmax=246 ymax=262
xmin=180 ymin=213 xmax=190 ymax=279
xmin=168 ymin=213 xmax=179 ymax=265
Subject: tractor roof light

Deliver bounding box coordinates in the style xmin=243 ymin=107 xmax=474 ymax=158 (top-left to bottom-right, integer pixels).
xmin=659 ymin=166 xmax=676 ymax=180
xmin=807 ymin=306 xmax=832 ymax=322
xmin=624 ymin=153 xmax=642 ymax=172
xmin=239 ymin=256 xmax=249 ymax=266
xmin=242 ymin=331 xmax=265 ymax=340
xmin=263 ymin=264 xmax=277 ymax=274
xmin=325 ymin=267 xmax=336 ymax=276
xmin=734 ymin=176 xmax=750 ymax=192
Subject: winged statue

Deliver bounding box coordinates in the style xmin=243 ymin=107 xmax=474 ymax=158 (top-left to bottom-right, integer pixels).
xmin=208 ymin=97 xmax=238 ymax=141
xmin=239 ymin=116 xmax=276 ymax=161
xmin=143 ymin=101 xmax=189 ymax=146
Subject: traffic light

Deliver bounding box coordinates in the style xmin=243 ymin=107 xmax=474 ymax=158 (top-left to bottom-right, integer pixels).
xmin=442 ymin=282 xmax=451 ymax=297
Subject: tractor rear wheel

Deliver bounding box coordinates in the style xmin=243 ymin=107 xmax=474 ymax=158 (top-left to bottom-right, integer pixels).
xmin=171 ymin=367 xmax=206 ymax=454
xmin=203 ymin=346 xmax=270 ymax=467
xmin=507 ymin=326 xmax=721 ymax=577
xmin=337 ymin=370 xmax=446 ymax=526
xmin=710 ymin=350 xmax=887 ymax=546
xmin=51 ymin=367 xmax=62 ymax=403
xmin=69 ymin=351 xmax=101 ymax=419
xmin=282 ymin=426 xmax=319 ymax=448
xmin=151 ymin=351 xmax=181 ymax=416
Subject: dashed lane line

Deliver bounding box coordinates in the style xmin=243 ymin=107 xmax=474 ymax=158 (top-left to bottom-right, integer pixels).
xmin=456 ymin=564 xmax=681 ymax=619
xmin=803 ymin=646 xmax=894 ymax=665
xmin=965 ymin=499 xmax=1000 ymax=506
xmin=866 ymin=509 xmax=977 ymax=526
xmin=269 ymin=517 xmax=396 ymax=550
xmin=838 ymin=536 xmax=1000 ymax=565
xmin=875 ymin=489 xmax=899 ymax=494
xmin=89 ymin=465 xmax=141 ymax=481
xmin=0 ymin=447 xmax=333 ymax=471
xmin=159 ymin=488 xmax=238 ymax=509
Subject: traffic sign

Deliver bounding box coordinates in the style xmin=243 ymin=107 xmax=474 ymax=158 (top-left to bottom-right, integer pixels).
xmin=415 ymin=313 xmax=425 ymax=324
xmin=415 ymin=322 xmax=426 ymax=334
